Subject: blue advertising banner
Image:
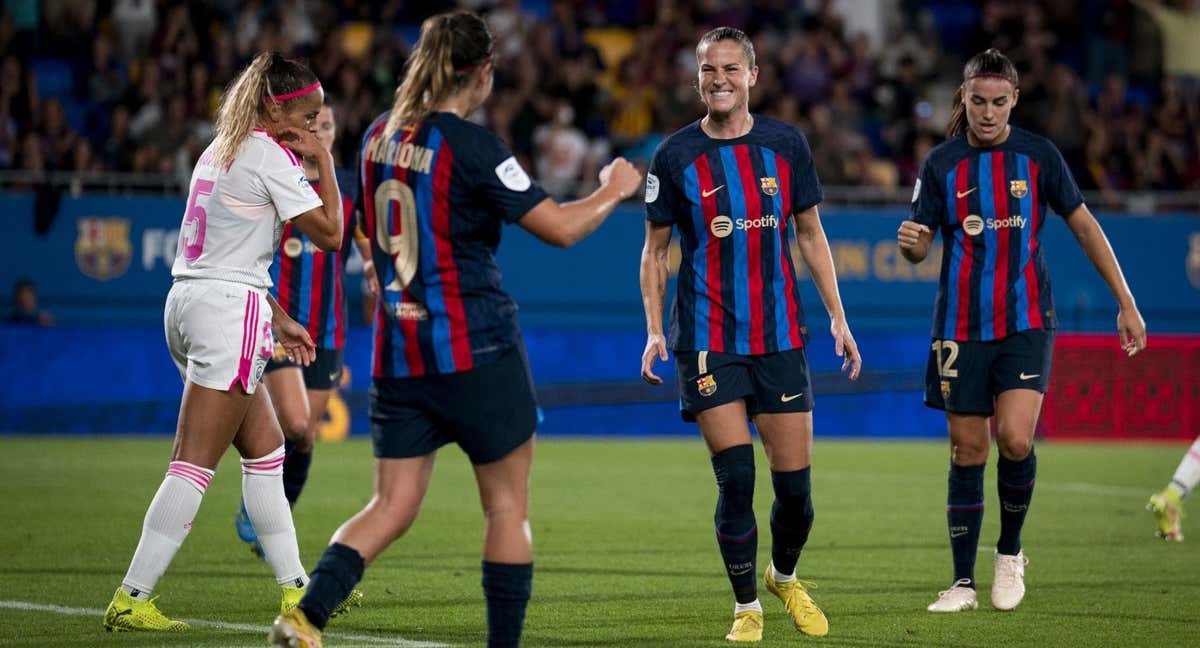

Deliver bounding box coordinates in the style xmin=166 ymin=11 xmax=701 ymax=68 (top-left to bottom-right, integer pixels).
xmin=2 ymin=194 xmax=1196 ymax=333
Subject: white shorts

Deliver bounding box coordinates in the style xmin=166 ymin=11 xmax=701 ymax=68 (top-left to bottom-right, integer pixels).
xmin=164 ymin=279 xmax=274 ymax=394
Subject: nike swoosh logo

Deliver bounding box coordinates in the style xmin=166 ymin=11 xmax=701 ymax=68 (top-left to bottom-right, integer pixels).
xmin=780 ymin=393 xmax=804 ymax=402
xmin=701 ymin=185 xmax=725 ymax=198
xmin=956 ymin=187 xmax=977 ymax=198
xmin=1019 ymin=372 xmax=1040 ymax=380
xmin=949 ymin=530 xmax=968 ymax=538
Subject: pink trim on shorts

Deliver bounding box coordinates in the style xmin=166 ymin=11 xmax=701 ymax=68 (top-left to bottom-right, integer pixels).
xmin=270 ymin=81 xmax=321 ymax=102
xmin=1189 ymin=448 xmax=1200 ymax=462
xmin=167 ymin=461 xmax=214 ymax=491
xmin=229 ymin=291 xmax=259 ymax=392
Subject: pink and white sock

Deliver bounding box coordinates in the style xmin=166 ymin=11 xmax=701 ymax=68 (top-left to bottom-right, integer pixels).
xmin=242 ymin=445 xmax=308 ymax=587
xmin=1169 ymin=437 xmax=1200 ymax=499
xmin=121 ymin=461 xmax=214 ymax=599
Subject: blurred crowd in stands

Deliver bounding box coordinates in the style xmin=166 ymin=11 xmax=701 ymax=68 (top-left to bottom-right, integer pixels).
xmin=1 ymin=0 xmax=1198 ymax=200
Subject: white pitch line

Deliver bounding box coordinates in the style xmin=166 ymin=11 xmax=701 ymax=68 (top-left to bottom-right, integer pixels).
xmin=1041 ymin=482 xmax=1150 ymax=497
xmin=0 ymin=600 xmax=449 ymax=647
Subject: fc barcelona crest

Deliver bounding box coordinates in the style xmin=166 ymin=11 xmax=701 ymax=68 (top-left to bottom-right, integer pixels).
xmin=75 ymin=217 xmax=132 ymax=281
xmin=1009 ymin=180 xmax=1028 ymax=198
xmin=697 ymin=374 xmax=718 ymax=397
xmin=940 ymin=380 xmax=951 ymax=400
xmin=760 ymin=176 xmax=779 ymax=196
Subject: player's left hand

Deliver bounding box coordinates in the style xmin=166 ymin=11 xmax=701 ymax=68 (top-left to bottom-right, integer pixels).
xmin=831 ymin=318 xmax=862 ymax=380
xmin=273 ymin=313 xmax=317 ymax=366
xmin=363 ymin=260 xmax=380 ymax=297
xmin=1117 ymin=306 xmax=1147 ymax=357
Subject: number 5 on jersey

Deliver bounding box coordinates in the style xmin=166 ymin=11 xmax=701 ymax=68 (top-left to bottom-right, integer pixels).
xmin=181 ymin=178 xmax=215 ymax=262
xmin=374 ymin=179 xmax=419 ymax=292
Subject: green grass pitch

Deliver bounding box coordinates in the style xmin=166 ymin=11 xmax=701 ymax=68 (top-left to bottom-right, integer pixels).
xmin=0 ymin=436 xmax=1196 ymax=647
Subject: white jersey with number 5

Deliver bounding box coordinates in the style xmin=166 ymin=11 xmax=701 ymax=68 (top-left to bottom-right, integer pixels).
xmin=172 ymin=129 xmax=323 ymax=289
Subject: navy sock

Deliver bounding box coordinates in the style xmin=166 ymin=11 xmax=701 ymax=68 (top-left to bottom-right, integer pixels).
xmin=996 ymin=449 xmax=1036 ymax=556
xmin=481 ymin=561 xmax=533 ymax=648
xmin=712 ymin=444 xmax=758 ymax=604
xmin=769 ymin=467 xmax=813 ymax=576
xmin=946 ymin=462 xmax=985 ymax=588
xmin=298 ymin=543 xmax=364 ymax=630
xmin=282 ymin=439 xmax=313 ymax=508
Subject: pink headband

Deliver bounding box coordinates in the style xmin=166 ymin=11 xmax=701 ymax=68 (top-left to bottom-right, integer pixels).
xmin=966 ymin=72 xmax=1015 ymax=84
xmin=270 ymin=81 xmax=322 ymax=102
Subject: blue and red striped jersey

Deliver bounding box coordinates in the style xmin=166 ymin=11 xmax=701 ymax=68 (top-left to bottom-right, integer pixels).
xmin=645 ymin=116 xmax=821 ymax=354
xmin=911 ymin=126 xmax=1084 ymax=341
xmin=269 ymin=183 xmax=356 ymax=350
xmin=358 ymin=111 xmax=548 ymax=378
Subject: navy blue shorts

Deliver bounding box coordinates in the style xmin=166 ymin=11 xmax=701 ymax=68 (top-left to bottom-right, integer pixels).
xmin=265 ymin=347 xmax=345 ymax=390
xmin=369 ymin=342 xmax=538 ymax=464
xmin=675 ymin=347 xmax=814 ymax=422
xmin=924 ymin=329 xmax=1054 ymax=416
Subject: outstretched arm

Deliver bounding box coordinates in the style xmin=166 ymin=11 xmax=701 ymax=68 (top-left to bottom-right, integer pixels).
xmin=793 ymin=206 xmax=862 ymax=379
xmin=518 ymin=158 xmax=642 ymax=248
xmin=1063 ymin=204 xmax=1147 ymax=355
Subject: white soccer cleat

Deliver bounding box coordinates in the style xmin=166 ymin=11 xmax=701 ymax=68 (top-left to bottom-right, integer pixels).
xmin=991 ymin=550 xmax=1028 ymax=611
xmin=926 ymin=578 xmax=977 ymax=612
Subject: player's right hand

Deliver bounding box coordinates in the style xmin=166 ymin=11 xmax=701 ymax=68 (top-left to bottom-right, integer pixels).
xmin=277 ymin=126 xmax=326 ymax=160
xmin=897 ymin=220 xmax=930 ymax=249
xmin=272 ymin=313 xmax=317 ymax=366
xmin=599 ymin=157 xmax=643 ymax=200
xmin=641 ymin=333 xmax=669 ymax=384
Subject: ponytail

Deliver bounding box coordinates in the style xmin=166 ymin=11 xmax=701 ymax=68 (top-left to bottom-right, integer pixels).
xmin=385 ymin=11 xmax=494 ymax=136
xmin=946 ymin=86 xmax=967 ymax=138
xmin=946 ymin=48 xmax=1019 ymax=139
xmin=212 ymin=52 xmax=319 ymax=169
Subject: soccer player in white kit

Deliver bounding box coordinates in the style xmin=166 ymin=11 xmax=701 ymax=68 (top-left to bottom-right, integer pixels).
xmin=103 ymin=52 xmax=345 ymax=632
xmin=1148 ymin=436 xmax=1200 ymax=541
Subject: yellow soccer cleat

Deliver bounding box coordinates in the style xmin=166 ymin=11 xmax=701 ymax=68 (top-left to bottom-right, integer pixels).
xmin=764 ymin=566 xmax=829 ymax=637
xmin=102 ymin=587 xmax=189 ymax=632
xmin=725 ymin=609 xmax=763 ymax=642
xmin=281 ymin=585 xmax=304 ymax=615
xmin=280 ymin=585 xmax=363 ymax=618
xmin=331 ymin=588 xmax=364 ymax=618
xmin=1147 ymin=487 xmax=1184 ymax=541
xmin=268 ymin=607 xmax=322 ymax=648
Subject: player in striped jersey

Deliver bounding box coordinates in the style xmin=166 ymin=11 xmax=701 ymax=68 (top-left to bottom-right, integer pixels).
xmin=640 ymin=27 xmax=861 ymax=642
xmin=234 ymin=104 xmax=375 ymax=567
xmin=269 ymin=11 xmax=640 ymax=648
xmin=104 ymin=53 xmax=344 ymax=632
xmin=898 ymin=49 xmax=1147 ymax=613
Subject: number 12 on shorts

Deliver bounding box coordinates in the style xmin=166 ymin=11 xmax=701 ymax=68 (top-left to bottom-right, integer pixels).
xmin=931 ymin=339 xmax=960 ymax=378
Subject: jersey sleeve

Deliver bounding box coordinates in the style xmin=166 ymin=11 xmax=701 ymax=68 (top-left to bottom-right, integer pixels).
xmin=910 ymin=157 xmax=945 ymax=227
xmin=259 ymin=144 xmax=323 ymax=222
xmin=467 ymin=132 xmax=549 ymax=224
xmin=644 ymin=140 xmax=679 ymax=225
xmin=1042 ymin=142 xmax=1084 ymax=217
xmin=789 ymin=128 xmax=823 ymax=214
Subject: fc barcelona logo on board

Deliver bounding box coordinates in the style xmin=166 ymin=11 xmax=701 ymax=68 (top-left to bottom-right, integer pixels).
xmin=760 ymin=177 xmax=779 ymax=196
xmin=697 ymin=374 xmax=718 ymax=397
xmin=75 ymin=217 xmax=132 ymax=281
xmin=1009 ymin=180 xmax=1028 ymax=198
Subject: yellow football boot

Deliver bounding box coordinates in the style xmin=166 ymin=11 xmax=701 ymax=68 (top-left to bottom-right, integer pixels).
xmin=725 ymin=609 xmax=763 ymax=642
xmin=268 ymin=606 xmax=322 ymax=648
xmin=102 ymin=587 xmax=189 ymax=632
xmin=764 ymin=565 xmax=829 ymax=637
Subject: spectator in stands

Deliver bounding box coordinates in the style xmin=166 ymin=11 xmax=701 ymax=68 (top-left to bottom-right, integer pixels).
xmin=8 ymin=278 xmax=53 ymax=326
